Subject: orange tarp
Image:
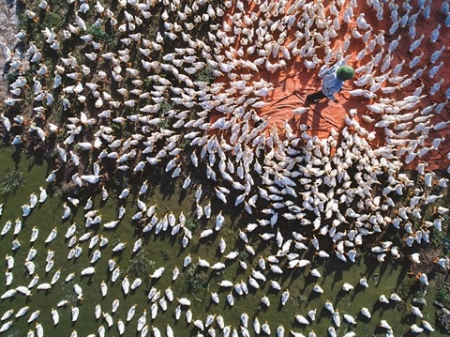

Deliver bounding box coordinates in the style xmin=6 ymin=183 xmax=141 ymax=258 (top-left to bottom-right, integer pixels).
xmin=211 ymin=0 xmax=450 ymax=171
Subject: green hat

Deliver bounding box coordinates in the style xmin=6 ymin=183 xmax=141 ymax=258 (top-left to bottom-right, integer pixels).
xmin=336 ymin=66 xmax=355 ymax=80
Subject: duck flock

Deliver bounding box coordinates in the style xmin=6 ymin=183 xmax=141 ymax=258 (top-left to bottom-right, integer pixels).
xmin=1 ymin=0 xmax=450 ymax=335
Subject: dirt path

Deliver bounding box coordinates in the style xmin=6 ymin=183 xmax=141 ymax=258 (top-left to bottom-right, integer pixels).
xmin=0 ymin=1 xmax=19 ymax=103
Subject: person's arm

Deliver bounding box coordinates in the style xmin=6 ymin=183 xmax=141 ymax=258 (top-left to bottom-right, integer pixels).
xmin=319 ymin=60 xmax=347 ymax=78
xmin=319 ymin=64 xmax=338 ymax=78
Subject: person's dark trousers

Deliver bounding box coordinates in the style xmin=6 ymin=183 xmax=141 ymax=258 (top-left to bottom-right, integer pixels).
xmin=306 ymin=90 xmax=327 ymax=102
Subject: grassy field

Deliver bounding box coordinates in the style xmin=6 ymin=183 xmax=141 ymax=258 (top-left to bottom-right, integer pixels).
xmin=0 ymin=146 xmax=445 ymax=336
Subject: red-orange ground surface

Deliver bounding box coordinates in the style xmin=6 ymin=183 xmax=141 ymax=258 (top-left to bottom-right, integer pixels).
xmin=212 ymin=0 xmax=450 ymax=171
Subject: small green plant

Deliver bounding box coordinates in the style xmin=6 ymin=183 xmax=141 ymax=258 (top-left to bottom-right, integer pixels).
xmin=24 ymin=63 xmax=39 ymax=84
xmin=431 ymin=228 xmax=446 ymax=248
xmin=127 ymin=251 xmax=154 ymax=277
xmin=196 ymin=66 xmax=216 ymax=84
xmin=436 ymin=285 xmax=450 ymax=306
xmin=50 ymin=100 xmax=63 ymax=123
xmin=5 ymin=328 xmax=21 ymax=337
xmin=42 ymin=12 xmax=66 ymax=32
xmin=6 ymin=72 xmax=19 ymax=84
xmin=157 ymin=119 xmax=170 ymax=130
xmin=87 ymin=25 xmax=106 ymax=41
xmin=55 ymin=130 xmax=66 ymax=142
xmin=144 ymin=76 xmax=153 ymax=88
xmin=1 ymin=168 xmax=25 ymax=194
xmin=160 ymin=100 xmax=173 ymax=114
xmin=111 ymin=122 xmax=123 ymax=134
xmin=147 ymin=18 xmax=160 ymax=40
xmin=48 ymin=149 xmax=59 ymax=160
xmin=185 ymin=265 xmax=209 ymax=293
xmin=57 ymin=182 xmax=75 ymax=197
xmin=111 ymin=122 xmax=131 ymax=139
xmin=180 ymin=138 xmax=191 ymax=149
xmin=105 ymin=32 xmax=119 ymax=50
xmin=190 ymin=238 xmax=200 ymax=252
xmin=216 ymin=268 xmax=226 ymax=281
xmin=54 ymin=186 xmax=64 ymax=199
xmin=186 ymin=217 xmax=198 ymax=231
xmin=296 ymin=294 xmax=305 ymax=308
xmin=413 ymin=286 xmax=427 ymax=299
xmin=239 ymin=250 xmax=249 ymax=261
xmin=71 ymin=48 xmax=84 ymax=65
xmin=17 ymin=13 xmax=29 ymax=33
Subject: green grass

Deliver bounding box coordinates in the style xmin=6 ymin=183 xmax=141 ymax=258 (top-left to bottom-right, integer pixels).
xmin=0 ymin=144 xmax=445 ymax=336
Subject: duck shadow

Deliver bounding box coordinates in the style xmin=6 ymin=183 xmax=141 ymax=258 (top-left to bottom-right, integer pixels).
xmin=11 ymin=147 xmax=21 ymax=168
xmin=370 ymin=300 xmax=391 ymax=317
xmin=316 ymin=306 xmax=333 ymax=325
xmin=158 ymin=171 xmax=176 ymax=201
xmin=307 ymin=289 xmax=322 ymax=302
xmin=334 ymin=289 xmax=351 ymax=307
xmin=349 ymin=283 xmax=369 ymax=303
xmin=177 ymin=188 xmax=187 ymax=205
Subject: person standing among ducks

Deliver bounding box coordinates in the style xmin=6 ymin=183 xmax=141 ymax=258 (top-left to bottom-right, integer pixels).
xmin=306 ymin=64 xmax=355 ymax=103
